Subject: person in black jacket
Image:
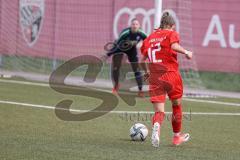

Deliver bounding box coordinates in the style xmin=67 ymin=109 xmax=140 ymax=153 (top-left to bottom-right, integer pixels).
xmin=104 ymin=18 xmax=147 ymax=97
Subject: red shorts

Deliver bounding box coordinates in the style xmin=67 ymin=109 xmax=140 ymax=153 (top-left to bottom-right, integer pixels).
xmin=149 ymin=71 xmax=183 ymax=103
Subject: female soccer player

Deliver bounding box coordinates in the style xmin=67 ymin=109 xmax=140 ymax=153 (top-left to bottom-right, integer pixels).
xmin=103 ymin=18 xmax=147 ymax=97
xmin=140 ymin=12 xmax=193 ymax=147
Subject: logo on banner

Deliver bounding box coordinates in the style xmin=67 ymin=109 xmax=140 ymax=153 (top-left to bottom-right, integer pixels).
xmin=19 ymin=0 xmax=45 ymax=47
xmin=114 ymin=8 xmax=179 ymax=39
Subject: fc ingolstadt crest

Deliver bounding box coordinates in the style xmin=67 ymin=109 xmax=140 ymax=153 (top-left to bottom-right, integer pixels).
xmin=19 ymin=0 xmax=45 ymax=47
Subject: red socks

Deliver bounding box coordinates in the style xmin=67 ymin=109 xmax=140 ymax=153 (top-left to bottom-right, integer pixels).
xmin=152 ymin=105 xmax=183 ymax=134
xmin=172 ymin=104 xmax=182 ymax=133
xmin=152 ymin=112 xmax=165 ymax=126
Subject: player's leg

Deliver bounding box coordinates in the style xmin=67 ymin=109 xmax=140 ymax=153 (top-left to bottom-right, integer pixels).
xmin=171 ymin=98 xmax=183 ymax=135
xmin=151 ymin=102 xmax=165 ymax=147
xmin=168 ymin=72 xmax=190 ymax=146
xmin=150 ymin=90 xmax=166 ymax=147
xmin=111 ymin=53 xmax=123 ymax=93
xmin=171 ymin=98 xmax=190 ymax=146
xmin=127 ymin=52 xmax=143 ymax=97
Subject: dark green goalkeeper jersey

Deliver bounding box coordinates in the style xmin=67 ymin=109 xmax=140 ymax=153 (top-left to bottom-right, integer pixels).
xmin=107 ymin=27 xmax=147 ymax=56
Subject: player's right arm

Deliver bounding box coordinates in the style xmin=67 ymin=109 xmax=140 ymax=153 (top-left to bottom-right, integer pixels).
xmin=105 ymin=28 xmax=130 ymax=57
xmin=116 ymin=28 xmax=130 ymax=44
xmin=140 ymin=38 xmax=150 ymax=81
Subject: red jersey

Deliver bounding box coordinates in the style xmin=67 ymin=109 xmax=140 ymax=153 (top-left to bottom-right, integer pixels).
xmin=141 ymin=29 xmax=180 ymax=72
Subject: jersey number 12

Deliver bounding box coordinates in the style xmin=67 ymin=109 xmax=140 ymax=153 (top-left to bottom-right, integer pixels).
xmin=148 ymin=42 xmax=162 ymax=63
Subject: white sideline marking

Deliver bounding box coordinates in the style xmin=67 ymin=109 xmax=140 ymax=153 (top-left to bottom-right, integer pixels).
xmin=0 ymin=79 xmax=49 ymax=87
xmin=0 ymin=100 xmax=240 ymax=116
xmin=183 ymin=98 xmax=240 ymax=107
xmin=0 ymin=79 xmax=240 ymax=107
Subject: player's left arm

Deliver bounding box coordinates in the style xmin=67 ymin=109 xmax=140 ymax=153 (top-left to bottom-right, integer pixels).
xmin=170 ymin=31 xmax=193 ymax=59
xmin=140 ymin=55 xmax=150 ymax=81
xmin=140 ymin=39 xmax=150 ymax=81
xmin=171 ymin=43 xmax=193 ymax=59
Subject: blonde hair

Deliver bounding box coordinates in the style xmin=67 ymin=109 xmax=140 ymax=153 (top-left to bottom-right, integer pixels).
xmin=159 ymin=12 xmax=175 ymax=29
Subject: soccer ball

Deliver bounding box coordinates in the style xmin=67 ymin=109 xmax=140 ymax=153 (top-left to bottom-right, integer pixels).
xmin=130 ymin=123 xmax=148 ymax=141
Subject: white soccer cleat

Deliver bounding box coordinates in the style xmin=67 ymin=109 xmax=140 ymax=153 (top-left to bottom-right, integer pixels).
xmin=151 ymin=122 xmax=160 ymax=148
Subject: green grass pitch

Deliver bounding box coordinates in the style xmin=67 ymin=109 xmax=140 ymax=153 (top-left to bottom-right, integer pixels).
xmin=0 ymin=80 xmax=240 ymax=160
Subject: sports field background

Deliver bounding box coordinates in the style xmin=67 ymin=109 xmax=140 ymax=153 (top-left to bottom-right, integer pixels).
xmin=0 ymin=78 xmax=240 ymax=160
xmin=0 ymin=0 xmax=240 ymax=159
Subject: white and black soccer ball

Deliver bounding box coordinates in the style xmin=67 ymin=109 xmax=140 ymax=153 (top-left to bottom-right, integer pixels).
xmin=130 ymin=123 xmax=148 ymax=141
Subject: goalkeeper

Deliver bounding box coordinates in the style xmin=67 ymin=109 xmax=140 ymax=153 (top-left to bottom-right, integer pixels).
xmin=104 ymin=18 xmax=147 ymax=97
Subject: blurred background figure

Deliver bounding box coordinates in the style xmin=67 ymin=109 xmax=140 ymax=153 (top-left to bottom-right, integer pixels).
xmin=103 ymin=18 xmax=147 ymax=97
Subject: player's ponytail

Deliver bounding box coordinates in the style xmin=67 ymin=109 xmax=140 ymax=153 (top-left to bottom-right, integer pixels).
xmin=159 ymin=12 xmax=175 ymax=29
